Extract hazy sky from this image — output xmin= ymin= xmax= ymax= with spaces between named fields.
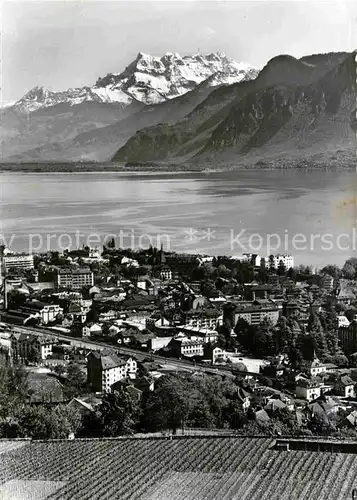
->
xmin=1 ymin=0 xmax=356 ymax=104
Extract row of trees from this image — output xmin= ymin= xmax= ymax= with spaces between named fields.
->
xmin=218 ymin=309 xmax=348 ymax=369
xmin=322 ymin=258 xmax=357 ymax=280
xmin=82 ymin=374 xmax=241 ymax=436
xmin=1 ymin=365 xmax=356 ymax=439
xmin=73 ymin=374 xmax=357 ymax=439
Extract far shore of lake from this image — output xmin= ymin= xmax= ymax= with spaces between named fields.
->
xmin=0 ymin=158 xmax=355 ymax=174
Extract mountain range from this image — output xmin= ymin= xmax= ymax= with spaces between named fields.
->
xmin=1 ymin=50 xmax=355 ymax=168
xmin=0 ymin=52 xmax=257 ymax=162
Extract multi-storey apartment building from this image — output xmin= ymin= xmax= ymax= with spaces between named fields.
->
xmin=4 ymin=253 xmax=34 ymax=270
xmin=224 ymin=299 xmax=280 ymax=327
xmin=178 ymin=325 xmax=218 ymax=343
xmin=266 ymin=254 xmax=294 ymax=270
xmin=160 ymin=267 xmax=172 ymax=281
xmin=183 ymin=308 xmax=223 ymax=330
xmin=87 ymin=350 xmax=137 ymax=393
xmin=321 ymin=274 xmax=334 ymax=291
xmin=168 ymin=335 xmax=205 ymax=358
xmin=56 ymin=268 xmax=94 ymax=289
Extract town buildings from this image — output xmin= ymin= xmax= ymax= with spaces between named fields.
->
xmin=309 ymin=357 xmax=328 ymax=377
xmin=87 ymin=350 xmax=137 ymax=393
xmin=10 ymin=333 xmax=55 ymax=362
xmin=233 ymin=253 xmax=261 ymax=267
xmin=182 ymin=308 xmax=223 ymax=330
xmin=335 ymin=375 xmax=356 ymax=398
xmin=295 ymin=378 xmax=324 ymax=402
xmin=321 ymin=274 xmax=334 ymax=292
xmin=168 ymin=334 xmax=205 ymax=358
xmin=3 ymin=252 xmax=34 ymax=270
xmin=338 ymin=318 xmax=357 ymax=356
xmin=225 ymin=299 xmax=280 ymax=327
xmin=266 ymin=254 xmax=294 ymax=270
xmin=22 ymin=301 xmax=64 ymax=325
xmin=178 ymin=325 xmax=218 ymax=343
xmin=160 ymin=267 xmax=173 ymax=281
xmin=56 ymin=268 xmax=94 ymax=289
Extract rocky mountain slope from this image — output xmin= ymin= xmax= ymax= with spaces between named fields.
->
xmin=93 ymin=51 xmax=257 ymax=106
xmin=1 ymin=52 xmax=257 ymax=162
xmin=4 ymin=73 xmax=230 ymax=162
xmin=113 ymin=52 xmax=356 ymax=168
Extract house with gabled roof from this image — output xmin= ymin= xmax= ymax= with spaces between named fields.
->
xmin=309 ymin=356 xmax=328 ymax=377
xmin=264 ymin=398 xmax=287 ymax=414
xmin=255 ymin=409 xmax=271 ymax=423
xmin=345 ymin=410 xmax=357 ymax=427
xmin=27 ymin=372 xmax=65 ymax=404
xmin=295 ymin=377 xmax=323 ymax=402
xmin=10 ymin=332 xmax=56 ymax=362
xmin=111 ymin=378 xmax=144 ymax=401
xmin=87 ymin=349 xmax=137 ymax=393
xmin=67 ymin=397 xmax=95 ymax=416
xmin=334 ymin=375 xmax=356 ymax=398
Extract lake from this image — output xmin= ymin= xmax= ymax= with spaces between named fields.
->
xmin=1 ymin=169 xmax=356 ymax=268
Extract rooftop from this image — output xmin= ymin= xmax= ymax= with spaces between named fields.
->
xmin=27 ymin=373 xmax=64 ymax=404
xmin=230 ymin=300 xmax=280 ymax=313
xmin=88 ymin=349 xmax=129 ymax=369
xmin=57 ymin=268 xmax=92 ymax=275
xmin=11 ymin=332 xmax=55 ymax=345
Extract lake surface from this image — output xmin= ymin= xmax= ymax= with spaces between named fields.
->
xmin=1 ymin=169 xmax=356 ymax=267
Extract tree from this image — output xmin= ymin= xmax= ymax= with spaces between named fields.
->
xmin=287 ymin=267 xmax=297 ymax=281
xmin=223 ymin=399 xmax=248 ymax=429
xmin=7 ymin=290 xmax=27 ymax=309
xmin=321 ymin=265 xmax=341 ymax=279
xmin=307 ymin=313 xmax=327 ymax=360
xmin=27 ymin=345 xmax=41 ymax=364
xmin=53 ymin=364 xmax=66 ymax=377
xmin=99 ymin=391 xmax=140 ymax=436
xmin=0 ymin=365 xmax=29 ymax=421
xmin=277 ymin=261 xmax=286 ymax=276
xmin=187 ymin=401 xmax=215 ymax=428
xmin=15 ymin=405 xmax=49 ymax=439
xmin=273 ymin=408 xmax=300 ymax=434
xmin=308 ymin=413 xmax=335 ymax=436
xmin=107 ymin=237 xmax=116 ymax=249
xmin=235 ymin=318 xmax=276 ymax=357
xmin=275 ymin=316 xmax=293 ymax=354
xmin=345 ymin=307 xmax=357 ymax=322
xmin=342 ymin=258 xmax=357 ymax=279
xmin=268 ymin=255 xmax=275 ymax=270
xmin=193 ymin=374 xmax=236 ymax=428
xmin=2 ymin=404 xmax=82 ymax=439
xmin=141 ymin=377 xmax=188 ymax=433
xmin=215 ymin=264 xmax=232 ymax=280
xmin=201 ymin=280 xmax=217 ymax=298
xmin=47 ymin=405 xmax=82 ymax=439
xmin=64 ymin=363 xmax=87 ymax=399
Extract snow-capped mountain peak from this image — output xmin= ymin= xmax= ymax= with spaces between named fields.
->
xmin=94 ymin=51 xmax=258 ymax=105
xmin=13 ymin=51 xmax=258 ymax=112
